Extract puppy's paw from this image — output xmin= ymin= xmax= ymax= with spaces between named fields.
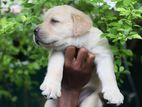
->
xmin=40 ymin=80 xmax=61 ymax=99
xmin=102 ymin=87 xmax=124 ymax=106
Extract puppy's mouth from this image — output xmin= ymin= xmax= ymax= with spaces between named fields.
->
xmin=37 ymin=39 xmax=57 ymax=46
xmin=34 ymin=35 xmax=67 ymax=49
xmin=35 ymin=36 xmax=57 ymax=46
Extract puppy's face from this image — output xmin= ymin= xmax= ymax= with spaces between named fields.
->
xmin=34 ymin=5 xmax=92 ymax=48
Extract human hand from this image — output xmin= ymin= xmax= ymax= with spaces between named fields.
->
xmin=58 ymin=47 xmax=95 ymax=107
xmin=62 ymin=46 xmax=95 ymax=90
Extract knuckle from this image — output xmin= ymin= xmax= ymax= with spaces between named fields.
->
xmin=89 ymin=55 xmax=95 ymax=59
xmin=64 ymin=61 xmax=71 ymax=68
xmin=88 ymin=55 xmax=95 ymax=63
xmin=68 ymin=46 xmax=75 ymax=49
xmin=66 ymin=46 xmax=75 ymax=51
xmin=88 ymin=53 xmax=95 ymax=58
xmin=80 ymin=48 xmax=88 ymax=53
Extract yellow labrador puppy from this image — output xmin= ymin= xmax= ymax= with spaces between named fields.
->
xmin=34 ymin=5 xmax=124 ymax=107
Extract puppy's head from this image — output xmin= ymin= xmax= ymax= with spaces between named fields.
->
xmin=34 ymin=5 xmax=92 ymax=48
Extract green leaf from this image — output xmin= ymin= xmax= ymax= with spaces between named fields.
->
xmin=131 ymin=34 xmax=142 ymax=39
xmin=23 ymin=3 xmax=35 ymax=7
xmin=120 ymin=66 xmax=124 ymax=72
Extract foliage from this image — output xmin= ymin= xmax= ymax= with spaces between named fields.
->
xmin=0 ymin=0 xmax=142 ymax=105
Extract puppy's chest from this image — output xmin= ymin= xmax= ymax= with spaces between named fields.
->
xmin=55 ymin=33 xmax=102 ymax=53
xmin=64 ymin=38 xmax=97 ymax=52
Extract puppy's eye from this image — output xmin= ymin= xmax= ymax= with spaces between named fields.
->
xmin=51 ymin=18 xmax=60 ymax=23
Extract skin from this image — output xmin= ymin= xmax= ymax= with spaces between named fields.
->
xmin=57 ymin=46 xmax=95 ymax=107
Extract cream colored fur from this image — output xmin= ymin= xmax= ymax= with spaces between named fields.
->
xmin=34 ymin=5 xmax=124 ymax=107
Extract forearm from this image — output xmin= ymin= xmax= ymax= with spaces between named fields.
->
xmin=57 ymin=88 xmax=80 ymax=107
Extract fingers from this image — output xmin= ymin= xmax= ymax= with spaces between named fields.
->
xmin=76 ymin=48 xmax=88 ymax=66
xmin=64 ymin=46 xmax=76 ymax=66
xmin=64 ymin=47 xmax=95 ymax=72
xmin=87 ymin=53 xmax=95 ymax=66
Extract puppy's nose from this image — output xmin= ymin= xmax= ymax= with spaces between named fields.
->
xmin=34 ymin=27 xmax=40 ymax=35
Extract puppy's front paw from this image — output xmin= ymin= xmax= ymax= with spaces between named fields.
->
xmin=102 ymin=87 xmax=124 ymax=106
xmin=40 ymin=80 xmax=61 ymax=99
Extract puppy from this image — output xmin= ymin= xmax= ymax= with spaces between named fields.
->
xmin=34 ymin=5 xmax=124 ymax=107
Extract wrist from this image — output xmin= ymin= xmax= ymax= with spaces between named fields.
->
xmin=62 ymin=88 xmax=80 ymax=98
xmin=57 ymin=88 xmax=81 ymax=107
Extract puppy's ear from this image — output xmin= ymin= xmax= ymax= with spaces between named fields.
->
xmin=72 ymin=12 xmax=92 ymax=37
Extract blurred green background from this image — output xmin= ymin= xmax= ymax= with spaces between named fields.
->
xmin=0 ymin=0 xmax=142 ymax=107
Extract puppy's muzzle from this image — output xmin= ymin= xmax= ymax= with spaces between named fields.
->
xmin=33 ymin=27 xmax=58 ymax=46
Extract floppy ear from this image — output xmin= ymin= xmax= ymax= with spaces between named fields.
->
xmin=72 ymin=12 xmax=92 ymax=37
